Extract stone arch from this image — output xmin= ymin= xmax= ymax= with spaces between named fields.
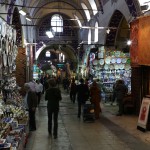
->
xmin=105 ymin=10 xmax=129 ymax=48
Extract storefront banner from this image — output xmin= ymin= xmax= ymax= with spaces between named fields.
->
xmin=137 ymin=97 xmax=150 ymax=130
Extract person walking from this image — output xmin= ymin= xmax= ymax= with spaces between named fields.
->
xmin=24 ymin=83 xmax=38 ymax=131
xmin=45 ymin=78 xmax=62 ymax=139
xmin=70 ymin=78 xmax=77 ymax=103
xmin=35 ymin=80 xmax=43 ymax=105
xmin=90 ymin=81 xmax=101 ymax=119
xmin=115 ymin=79 xmax=128 ymax=116
xmin=76 ymin=78 xmax=90 ymax=118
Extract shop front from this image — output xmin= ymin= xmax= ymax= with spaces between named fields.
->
xmin=130 ymin=15 xmax=150 ymax=114
xmin=87 ymin=46 xmax=131 ymax=103
xmin=0 ymin=17 xmax=29 ymax=149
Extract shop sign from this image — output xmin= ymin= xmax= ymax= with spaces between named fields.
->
xmin=137 ymin=97 xmax=150 ymax=131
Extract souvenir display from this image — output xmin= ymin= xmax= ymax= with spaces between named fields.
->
xmin=0 ymin=17 xmax=28 ymax=149
xmin=89 ymin=48 xmax=131 ymax=95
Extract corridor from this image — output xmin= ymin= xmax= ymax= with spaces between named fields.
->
xmin=25 ymin=88 xmax=150 ymax=150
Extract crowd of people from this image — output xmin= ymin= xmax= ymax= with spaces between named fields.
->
xmin=22 ymin=73 xmax=128 ymax=139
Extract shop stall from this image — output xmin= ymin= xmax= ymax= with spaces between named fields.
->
xmin=0 ymin=17 xmax=29 ymax=149
xmin=88 ymin=46 xmax=131 ymax=103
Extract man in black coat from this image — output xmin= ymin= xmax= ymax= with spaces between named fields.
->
xmin=76 ymin=78 xmax=90 ymax=118
xmin=45 ymin=78 xmax=62 ymax=139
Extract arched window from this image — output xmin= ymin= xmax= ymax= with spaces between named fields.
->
xmin=81 ymin=3 xmax=91 ymax=21
xmin=88 ymin=29 xmax=91 ymax=44
xmin=95 ymin=22 xmax=98 ymax=42
xmin=51 ymin=14 xmax=63 ymax=32
xmin=88 ymin=0 xmax=98 ymax=15
xmin=45 ymin=51 xmax=51 ymax=57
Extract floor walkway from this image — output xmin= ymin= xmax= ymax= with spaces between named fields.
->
xmin=25 ymin=88 xmax=150 ymax=150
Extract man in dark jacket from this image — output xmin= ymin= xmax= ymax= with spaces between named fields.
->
xmin=115 ymin=80 xmax=128 ymax=116
xmin=45 ymin=78 xmax=62 ymax=139
xmin=76 ymin=78 xmax=90 ymax=118
xmin=24 ymin=83 xmax=38 ymax=131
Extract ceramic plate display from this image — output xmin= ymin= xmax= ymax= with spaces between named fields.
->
xmin=121 ymin=57 xmax=127 ymax=63
xmin=105 ymin=56 xmax=111 ymax=64
xmin=120 ymin=64 xmax=125 ymax=69
xmin=93 ymin=59 xmax=98 ymax=66
xmin=104 ymin=64 xmax=109 ymax=70
xmin=111 ymin=57 xmax=116 ymax=64
xmin=110 ymin=64 xmax=114 ymax=70
xmin=114 ymin=64 xmax=119 ymax=70
xmin=99 ymin=59 xmax=104 ymax=65
xmin=98 ymin=52 xmax=104 ymax=58
xmin=2 ymin=52 xmax=7 ymax=67
xmin=116 ymin=58 xmax=122 ymax=64
xmin=115 ymin=51 xmax=121 ymax=57
xmin=125 ymin=64 xmax=131 ymax=70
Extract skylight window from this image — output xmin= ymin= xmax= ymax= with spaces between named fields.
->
xmin=51 ymin=14 xmax=63 ymax=32
xmin=81 ymin=3 xmax=91 ymax=21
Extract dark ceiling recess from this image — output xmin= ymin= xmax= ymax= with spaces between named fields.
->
xmin=105 ymin=10 xmax=123 ymax=46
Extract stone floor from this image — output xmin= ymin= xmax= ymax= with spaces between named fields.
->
xmin=25 ymin=88 xmax=150 ymax=150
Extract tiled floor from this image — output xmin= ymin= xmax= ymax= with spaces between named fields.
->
xmin=25 ymin=88 xmax=150 ymax=150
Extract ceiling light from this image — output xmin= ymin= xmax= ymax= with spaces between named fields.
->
xmin=46 ymin=31 xmax=54 ymax=38
xmin=127 ymin=40 xmax=132 ymax=45
xmin=106 ymin=28 xmax=110 ymax=34
xmin=26 ymin=15 xmax=32 ymax=21
xmin=19 ymin=8 xmax=27 ymax=16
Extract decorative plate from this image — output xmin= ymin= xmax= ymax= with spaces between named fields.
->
xmin=99 ymin=59 xmax=104 ymax=65
xmin=110 ymin=64 xmax=114 ymax=70
xmin=98 ymin=52 xmax=104 ymax=58
xmin=104 ymin=64 xmax=109 ymax=70
xmin=115 ymin=51 xmax=121 ymax=57
xmin=111 ymin=57 xmax=116 ymax=64
xmin=105 ymin=56 xmax=111 ymax=64
xmin=114 ymin=64 xmax=119 ymax=70
xmin=125 ymin=64 xmax=131 ymax=70
xmin=116 ymin=58 xmax=122 ymax=64
xmin=121 ymin=58 xmax=127 ymax=63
